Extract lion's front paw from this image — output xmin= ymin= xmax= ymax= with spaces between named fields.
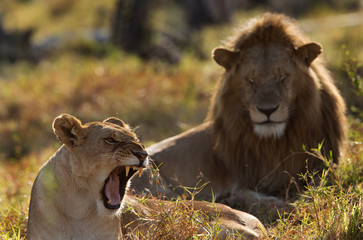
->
xmin=218 ymin=189 xmax=293 ymax=222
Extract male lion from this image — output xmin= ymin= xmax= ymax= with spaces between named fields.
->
xmin=132 ymin=13 xmax=347 ymax=215
xmin=27 ymin=114 xmax=265 ymax=239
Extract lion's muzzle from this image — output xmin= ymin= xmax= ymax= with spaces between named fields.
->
xmin=102 ymin=150 xmax=149 ymax=210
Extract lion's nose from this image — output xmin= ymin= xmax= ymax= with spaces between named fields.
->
xmin=257 ymin=105 xmax=279 ymax=117
xmin=131 ymin=150 xmax=148 ymax=165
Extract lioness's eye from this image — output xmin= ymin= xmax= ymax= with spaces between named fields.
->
xmin=104 ymin=138 xmax=118 ymax=144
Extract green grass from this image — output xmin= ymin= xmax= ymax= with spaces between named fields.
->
xmin=267 ymin=144 xmax=363 ymax=239
xmin=0 ymin=1 xmax=362 ymax=239
xmin=0 ymin=52 xmax=213 ymax=158
xmin=123 ymin=198 xmax=229 ymax=239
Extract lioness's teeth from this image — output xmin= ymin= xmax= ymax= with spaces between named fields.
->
xmin=125 ymin=166 xmax=130 ymax=177
xmin=107 ymin=200 xmax=111 ymax=205
xmin=138 ymin=168 xmax=143 ymax=178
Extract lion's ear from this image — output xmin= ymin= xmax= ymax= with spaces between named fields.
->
xmin=296 ymin=42 xmax=321 ymax=66
xmin=213 ymin=48 xmax=239 ymax=70
xmin=104 ymin=117 xmax=129 ymax=129
xmin=53 ymin=114 xmax=85 ymax=149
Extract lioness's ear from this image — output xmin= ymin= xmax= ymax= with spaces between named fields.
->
xmin=104 ymin=117 xmax=129 ymax=129
xmin=296 ymin=42 xmax=321 ymax=66
xmin=53 ymin=114 xmax=84 ymax=149
xmin=212 ymin=48 xmax=239 ymax=70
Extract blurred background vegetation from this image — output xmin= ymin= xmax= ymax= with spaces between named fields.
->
xmin=0 ymin=0 xmax=362 ymax=239
xmin=0 ymin=0 xmax=361 ymax=161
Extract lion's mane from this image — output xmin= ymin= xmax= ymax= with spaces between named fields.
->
xmin=208 ymin=13 xmax=347 ymax=193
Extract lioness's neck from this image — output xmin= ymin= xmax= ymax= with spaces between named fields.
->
xmin=39 ymin=147 xmax=90 ymax=214
xmin=29 ymin=146 xmax=121 ymax=239
xmin=51 ymin=146 xmax=100 ymax=188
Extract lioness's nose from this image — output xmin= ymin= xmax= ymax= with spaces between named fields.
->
xmin=132 ymin=150 xmax=148 ymax=164
xmin=257 ymin=105 xmax=279 ymax=117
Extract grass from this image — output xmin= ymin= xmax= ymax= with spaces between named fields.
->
xmin=267 ymin=139 xmax=363 ymax=239
xmin=0 ymin=1 xmax=362 ymax=239
xmin=123 ymin=199 xmax=221 ymax=239
xmin=123 ymin=183 xmax=253 ymax=239
xmin=0 ymin=52 xmax=212 ymax=158
xmin=0 ymin=152 xmax=41 ymax=239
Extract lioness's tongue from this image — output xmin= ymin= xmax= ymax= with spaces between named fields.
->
xmin=105 ymin=168 xmax=121 ymax=206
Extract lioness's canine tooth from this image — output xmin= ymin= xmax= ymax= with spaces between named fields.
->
xmin=125 ymin=166 xmax=130 ymax=177
xmin=107 ymin=200 xmax=111 ymax=205
xmin=138 ymin=168 xmax=143 ymax=177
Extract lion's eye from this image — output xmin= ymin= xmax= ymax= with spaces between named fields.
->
xmin=279 ymin=76 xmax=285 ymax=84
xmin=247 ymin=78 xmax=255 ymax=85
xmin=104 ymin=138 xmax=118 ymax=144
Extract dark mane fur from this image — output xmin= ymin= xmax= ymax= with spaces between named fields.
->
xmin=228 ymin=13 xmax=308 ymax=51
xmin=207 ymin=13 xmax=347 ymax=195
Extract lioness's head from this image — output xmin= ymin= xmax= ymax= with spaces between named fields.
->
xmin=212 ymin=14 xmax=322 ymax=139
xmin=53 ymin=114 xmax=148 ymax=215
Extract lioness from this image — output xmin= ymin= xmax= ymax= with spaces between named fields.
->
xmin=131 ymin=13 xmax=347 ymax=216
xmin=27 ymin=114 xmax=149 ymax=239
xmin=27 ymin=114 xmax=265 ymax=239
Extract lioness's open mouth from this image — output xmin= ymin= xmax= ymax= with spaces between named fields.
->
xmin=102 ymin=166 xmax=143 ymax=209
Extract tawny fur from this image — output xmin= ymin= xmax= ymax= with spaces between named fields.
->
xmin=27 ymin=114 xmax=265 ymax=240
xmin=208 ymin=13 xmax=346 ymax=192
xmin=132 ymin=13 xmax=347 ymax=214
xmin=27 ymin=114 xmax=149 ymax=240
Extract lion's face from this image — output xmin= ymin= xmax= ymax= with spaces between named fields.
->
xmin=213 ymin=42 xmax=321 ymax=139
xmin=53 ymin=114 xmax=149 ymax=215
xmin=236 ymin=46 xmax=295 ymax=138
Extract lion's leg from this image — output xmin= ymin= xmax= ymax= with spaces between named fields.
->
xmin=218 ymin=189 xmax=293 ymax=221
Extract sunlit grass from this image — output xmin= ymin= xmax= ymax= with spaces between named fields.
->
xmin=0 ymin=1 xmax=362 ymax=239
xmin=123 ymin=197 xmax=231 ymax=239
xmin=0 ymin=150 xmax=52 ymax=239
xmin=0 ymin=133 xmax=361 ymax=239
xmin=267 ymin=154 xmax=362 ymax=240
xmin=0 ymin=207 xmax=28 ymax=240
xmin=0 ymin=52 xmax=214 ymax=159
